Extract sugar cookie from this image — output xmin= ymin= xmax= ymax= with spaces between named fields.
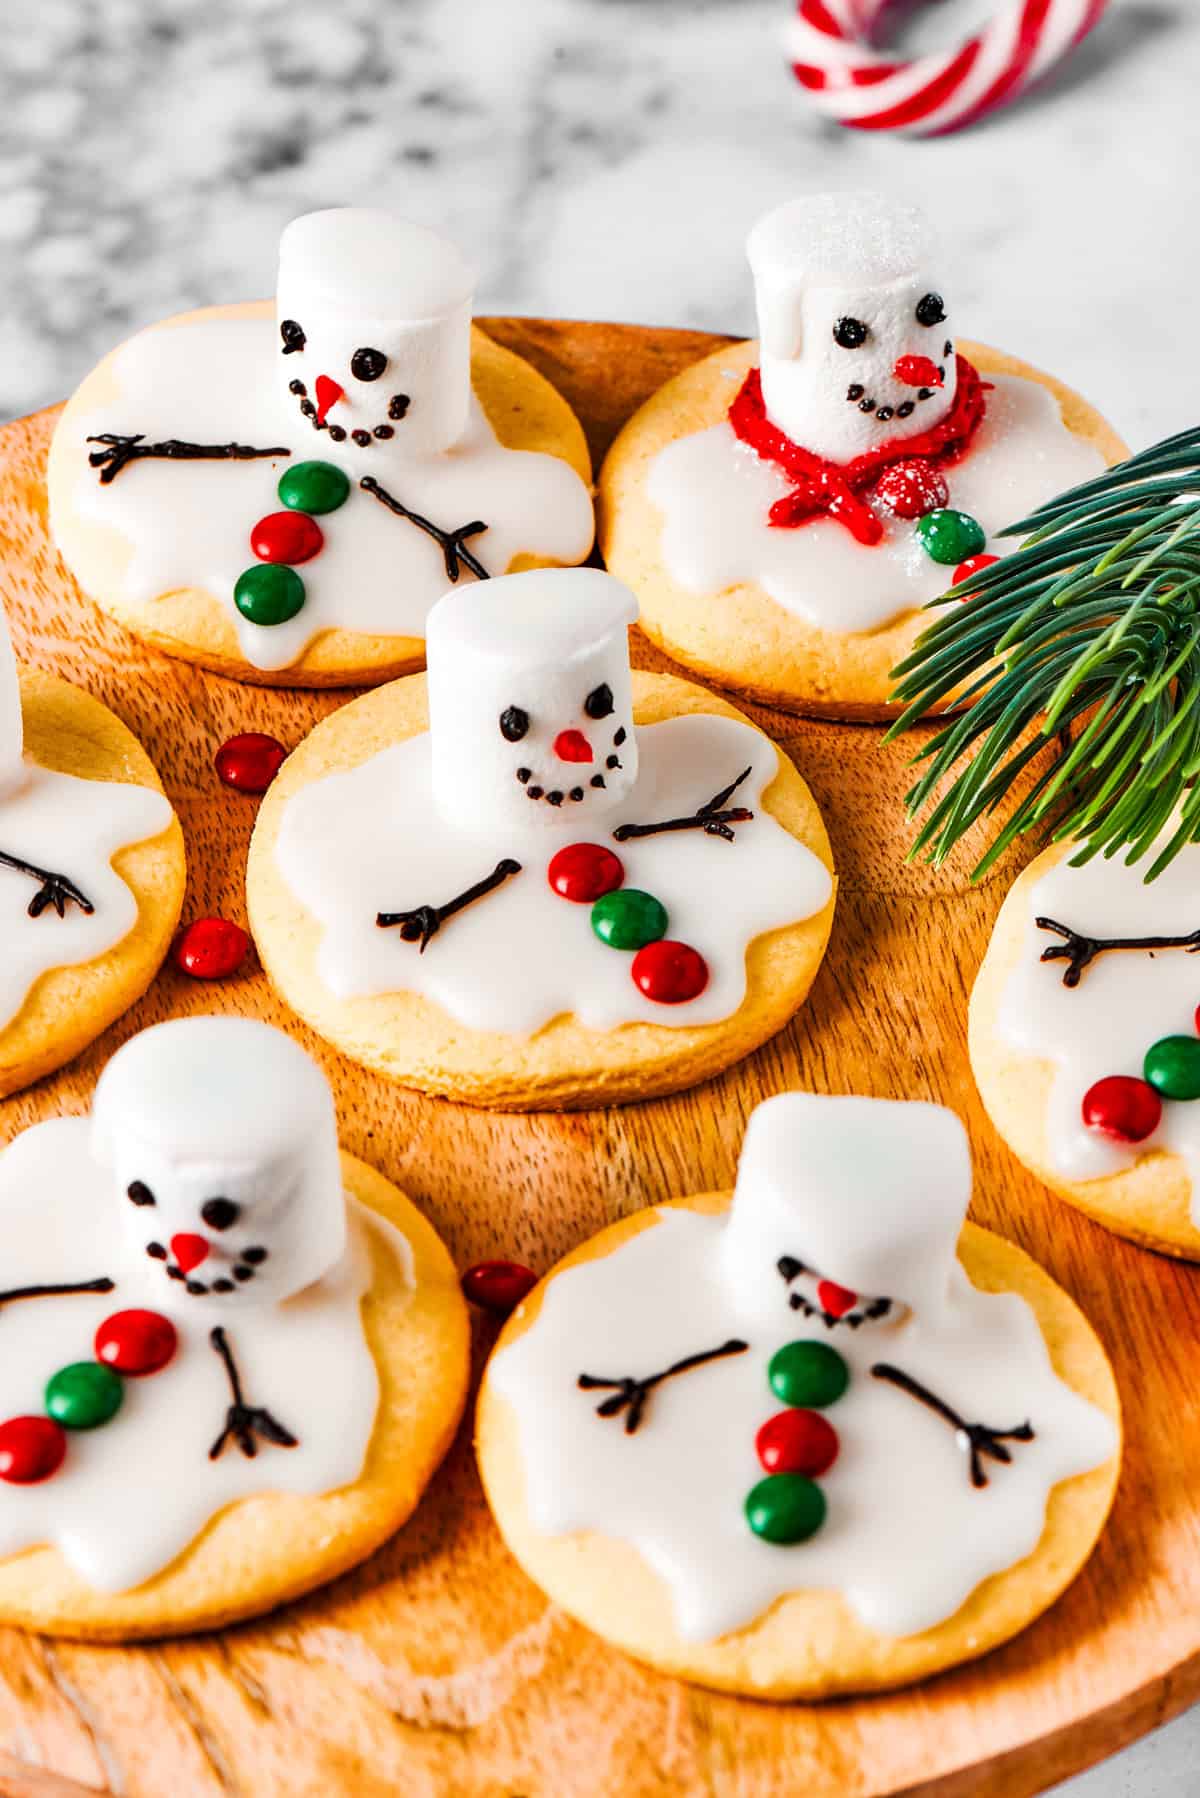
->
xmin=48 ymin=208 xmax=594 ymax=687
xmin=0 ymin=1016 xmax=469 ymax=1640
xmin=971 ymin=832 xmax=1200 ymax=1259
xmin=0 ymin=605 xmax=184 ymax=1096
xmin=599 ymin=191 xmax=1124 ymax=719
xmin=247 ymin=568 xmax=836 ymax=1110
xmin=478 ymin=1091 xmax=1120 ymax=1697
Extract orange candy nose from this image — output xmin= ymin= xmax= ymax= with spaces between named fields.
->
xmin=893 ymin=354 xmax=943 ymax=389
xmin=314 ymin=375 xmax=345 ymax=425
xmin=170 ymin=1234 xmax=210 ymax=1275
xmin=553 ymin=729 xmax=593 ymax=764
xmin=816 ymin=1279 xmax=858 ymax=1318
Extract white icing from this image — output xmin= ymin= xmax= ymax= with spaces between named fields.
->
xmin=995 ymin=839 xmax=1200 ymax=1212
xmin=490 ymin=1093 xmax=1117 ymax=1642
xmin=65 ymin=312 xmax=593 ymax=673
xmin=0 ymin=760 xmax=173 ymax=1032
xmin=274 ymin=711 xmax=831 ymax=1034
xmin=647 ymin=372 xmax=1106 ymax=637
xmin=427 ymin=570 xmax=639 ymax=839
xmin=0 ymin=1016 xmax=414 ymax=1593
xmin=276 ymin=209 xmax=477 ymax=461
xmin=746 ymin=193 xmax=955 ymax=462
xmin=91 ymin=1018 xmax=347 ymax=1311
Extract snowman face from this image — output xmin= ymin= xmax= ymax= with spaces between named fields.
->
xmin=91 ymin=1016 xmax=347 ymax=1316
xmin=275 ymin=209 xmax=477 ymax=466
xmin=757 ymin=272 xmax=957 ymax=465
xmin=426 ymin=568 xmax=640 ymax=842
xmin=774 ymin=1253 xmax=903 ymax=1332
xmin=490 ymin=656 xmax=636 ymax=821
xmin=117 ymin=1151 xmax=300 ymax=1305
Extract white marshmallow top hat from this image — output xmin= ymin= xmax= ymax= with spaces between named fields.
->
xmin=0 ymin=602 xmax=23 ymax=800
xmin=746 ymin=191 xmax=957 ymax=464
xmin=426 ymin=567 xmax=640 ymax=844
xmin=720 ymin=1091 xmax=971 ymax=1323
xmin=276 ymin=207 xmax=479 ymax=461
xmin=91 ymin=1016 xmax=346 ymax=1311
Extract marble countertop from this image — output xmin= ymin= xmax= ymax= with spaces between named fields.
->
xmin=1 ymin=0 xmax=1198 ymax=1791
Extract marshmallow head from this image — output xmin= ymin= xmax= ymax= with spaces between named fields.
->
xmin=720 ymin=1092 xmax=971 ymax=1329
xmin=91 ymin=1017 xmax=346 ymax=1314
xmin=276 ymin=208 xmax=478 ymax=465
xmin=747 ymin=193 xmax=957 ymax=463
xmin=0 ymin=604 xmax=24 ymax=800
xmin=426 ymin=568 xmax=639 ymax=844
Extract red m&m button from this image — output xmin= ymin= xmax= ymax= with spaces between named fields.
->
xmin=250 ymin=511 xmax=324 ymax=565
xmin=632 ymin=940 xmax=708 ymax=1004
xmin=95 ymin=1310 xmax=178 ymax=1377
xmin=0 ymin=1416 xmax=67 ymax=1484
xmin=547 ymin=843 xmax=624 ymax=904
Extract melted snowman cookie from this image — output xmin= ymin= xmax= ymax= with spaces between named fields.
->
xmin=478 ymin=1092 xmax=1120 ymax=1698
xmin=48 ymin=208 xmax=594 ymax=687
xmin=599 ymin=192 xmax=1124 ymax=718
xmin=0 ymin=605 xmax=184 ymax=1096
xmin=0 ymin=1016 xmax=469 ymax=1640
xmin=247 ymin=568 xmax=836 ymax=1109
xmin=971 ymin=833 xmax=1200 ymax=1259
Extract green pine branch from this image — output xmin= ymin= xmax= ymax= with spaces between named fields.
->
xmin=886 ymin=426 xmax=1200 ymax=882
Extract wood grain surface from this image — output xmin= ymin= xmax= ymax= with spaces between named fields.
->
xmin=0 ymin=320 xmax=1193 ymax=1798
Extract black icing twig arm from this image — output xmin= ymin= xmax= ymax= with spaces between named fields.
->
xmin=208 ymin=1326 xmax=298 ymax=1461
xmin=871 ymin=1362 xmax=1034 ymax=1489
xmin=579 ymin=1338 xmax=749 ymax=1435
xmin=613 ymin=766 xmax=755 ymax=845
xmin=1037 ymin=915 xmax=1200 ymax=987
xmin=0 ymin=1278 xmax=114 ymax=1308
xmin=377 ymin=858 xmax=522 ymax=951
xmin=0 ymin=850 xmax=94 ymax=919
xmin=87 ymin=434 xmax=290 ymax=484
xmin=359 ymin=476 xmax=490 ymax=582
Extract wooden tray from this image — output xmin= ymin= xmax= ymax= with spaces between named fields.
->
xmin=0 ymin=319 xmax=1193 ymax=1798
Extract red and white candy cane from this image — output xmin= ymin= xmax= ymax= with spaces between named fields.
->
xmin=786 ymin=0 xmax=1110 ymax=137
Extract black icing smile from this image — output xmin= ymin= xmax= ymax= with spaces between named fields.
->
xmin=144 ymin=1237 xmax=269 ymax=1297
xmin=515 ymin=725 xmax=626 ymax=805
xmin=775 ymin=1256 xmax=894 ymax=1331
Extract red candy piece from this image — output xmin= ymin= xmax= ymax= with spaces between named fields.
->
xmin=952 ymin=553 xmax=1000 ymax=588
xmin=756 ymin=1409 xmax=839 ymax=1479
xmin=0 ymin=1416 xmax=67 ymax=1485
xmin=461 ymin=1260 xmax=538 ymax=1317
xmin=215 ymin=732 xmax=287 ymax=794
xmin=95 ymin=1309 xmax=178 ymax=1377
xmin=548 ymin=843 xmax=624 ymax=904
xmin=1082 ymin=1074 xmax=1162 ymax=1144
xmin=631 ymin=940 xmax=709 ymax=1004
xmin=553 ymin=729 xmax=594 ymax=764
xmin=871 ymin=459 xmax=949 ymax=520
xmin=250 ymin=510 xmax=324 ymax=566
xmin=816 ymin=1279 xmax=858 ymax=1319
xmin=174 ymin=917 xmax=251 ymax=980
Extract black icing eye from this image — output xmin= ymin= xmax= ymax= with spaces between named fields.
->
xmin=584 ymin=683 xmax=614 ymax=720
xmin=351 ymin=346 xmax=387 ymax=382
xmin=916 ymin=292 xmax=946 ymax=327
xmin=201 ymin=1197 xmax=240 ymax=1232
xmin=280 ymin=318 xmax=306 ymax=355
xmin=388 ymin=393 xmax=411 ymax=421
xmin=832 ymin=316 xmax=869 ymax=350
xmin=500 ymin=706 xmax=529 ymax=742
xmin=127 ymin=1181 xmax=156 ymax=1208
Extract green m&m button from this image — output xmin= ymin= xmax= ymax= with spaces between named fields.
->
xmin=768 ymin=1340 xmax=849 ymax=1409
xmin=1143 ymin=1035 xmax=1200 ymax=1102
xmin=277 ymin=460 xmax=350 ymax=515
xmin=744 ymin=1473 xmax=826 ymax=1545
xmin=45 ymin=1362 xmax=124 ymax=1431
xmin=915 ymin=508 xmax=986 ymax=566
xmin=234 ymin=563 xmax=306 ymax=627
xmin=590 ymin=888 xmax=668 ymax=951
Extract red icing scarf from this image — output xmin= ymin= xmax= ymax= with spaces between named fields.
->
xmin=727 ymin=353 xmax=989 ymax=546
